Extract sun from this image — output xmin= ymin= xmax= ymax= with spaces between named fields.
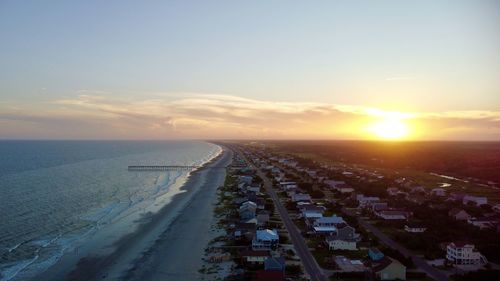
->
xmin=370 ymin=118 xmax=409 ymax=140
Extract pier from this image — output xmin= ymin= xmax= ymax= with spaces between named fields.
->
xmin=128 ymin=165 xmax=201 ymax=171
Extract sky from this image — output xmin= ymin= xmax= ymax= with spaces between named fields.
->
xmin=0 ymin=0 xmax=499 ymax=140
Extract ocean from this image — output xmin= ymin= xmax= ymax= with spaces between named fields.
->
xmin=0 ymin=140 xmax=222 ymax=281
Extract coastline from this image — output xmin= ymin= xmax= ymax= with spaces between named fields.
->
xmin=33 ymin=145 xmax=231 ymax=281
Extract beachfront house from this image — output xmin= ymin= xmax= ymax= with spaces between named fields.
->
xmin=239 ymin=201 xmax=257 ymax=220
xmin=252 ymin=229 xmax=279 ymax=251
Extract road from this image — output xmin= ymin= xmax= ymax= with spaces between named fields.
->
xmin=233 ymin=147 xmax=328 ymax=281
xmin=273 ymin=155 xmax=450 ymax=281
xmin=343 ymin=208 xmax=451 ymax=281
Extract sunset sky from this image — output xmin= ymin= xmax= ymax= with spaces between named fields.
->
xmin=1 ymin=0 xmax=499 ymax=140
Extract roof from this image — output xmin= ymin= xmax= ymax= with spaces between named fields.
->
xmin=264 ymin=256 xmax=285 ymax=270
xmin=240 ymin=250 xmax=270 ymax=257
xmin=449 ymin=241 xmax=474 ymax=248
xmin=313 ymin=226 xmax=337 ymax=232
xmin=326 ymin=236 xmax=357 ymax=243
xmin=314 ymin=215 xmax=345 ymax=224
xmin=373 ymin=256 xmax=405 ymax=272
xmin=448 ymin=208 xmax=467 ymax=216
xmin=369 ymin=248 xmax=383 ymax=255
xmin=405 ymin=222 xmax=426 ymax=228
xmin=252 ymin=270 xmax=284 ymax=281
xmin=256 ymin=229 xmax=278 ymax=241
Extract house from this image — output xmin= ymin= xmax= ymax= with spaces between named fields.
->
xmin=240 ymin=250 xmax=271 ymax=265
xmin=313 ymin=215 xmax=346 ymax=228
xmin=300 ymin=205 xmax=325 ymax=219
xmin=404 ymin=222 xmax=427 ymax=233
xmin=448 ymin=208 xmax=472 ymax=221
xmin=446 ymin=242 xmax=486 ymax=265
xmin=369 ymin=248 xmax=385 ymax=261
xmin=492 ymin=204 xmax=500 ymax=213
xmin=431 ymin=188 xmax=446 ymax=197
xmin=335 ymin=183 xmax=355 ymax=193
xmin=334 ymin=256 xmax=366 ymax=272
xmin=291 ymin=193 xmax=312 ymax=202
xmin=448 ymin=192 xmax=466 ymax=202
xmin=264 ymin=256 xmax=285 ymax=272
xmin=376 ymin=210 xmax=410 ymax=220
xmin=239 ymin=201 xmax=257 ymax=220
xmin=279 ymin=181 xmax=298 ymax=191
xmin=326 ymin=235 xmax=357 ymax=251
xmin=233 ymin=222 xmax=257 ymax=241
xmin=387 ymin=187 xmax=399 ymax=196
xmin=357 ymin=195 xmax=380 ymax=207
xmin=324 ymin=180 xmax=345 ymax=189
xmin=251 ymin=271 xmax=284 ymax=281
xmin=239 ymin=175 xmax=254 ymax=185
xmin=371 ymin=202 xmax=389 ymax=213
xmin=463 ymin=195 xmax=488 ymax=206
xmin=312 ymin=216 xmax=345 ymax=235
xmin=467 ymin=216 xmax=498 ymax=229
xmin=324 ymin=223 xmax=360 ymax=250
xmin=409 ymin=186 xmax=426 ymax=194
xmin=247 ymin=183 xmax=261 ymax=193
xmin=373 ymin=257 xmax=406 ymax=280
xmin=252 ymin=229 xmax=279 ymax=251
xmin=256 ymin=211 xmax=270 ymax=226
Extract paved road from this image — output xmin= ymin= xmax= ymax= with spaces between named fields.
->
xmin=343 ymin=208 xmax=451 ymax=281
xmin=274 ymin=157 xmax=450 ymax=281
xmin=233 ymin=147 xmax=328 ymax=281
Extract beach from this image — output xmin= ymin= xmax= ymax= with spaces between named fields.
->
xmin=34 ymin=146 xmax=232 ymax=281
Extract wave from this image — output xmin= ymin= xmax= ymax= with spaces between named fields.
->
xmin=0 ymin=142 xmax=223 ymax=281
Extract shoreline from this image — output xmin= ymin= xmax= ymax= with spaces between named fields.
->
xmin=33 ymin=145 xmax=231 ymax=281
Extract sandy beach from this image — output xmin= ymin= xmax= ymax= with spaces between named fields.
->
xmin=34 ymin=147 xmax=232 ymax=281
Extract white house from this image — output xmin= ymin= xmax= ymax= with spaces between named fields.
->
xmin=325 ymin=236 xmax=357 ymax=250
xmin=252 ymin=229 xmax=279 ymax=251
xmin=446 ymin=242 xmax=486 ymax=265
xmin=462 ymin=195 xmax=488 ymax=206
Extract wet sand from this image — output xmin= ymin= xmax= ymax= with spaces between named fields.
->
xmin=35 ymin=147 xmax=232 ymax=281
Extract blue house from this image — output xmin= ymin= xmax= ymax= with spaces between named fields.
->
xmin=368 ymin=248 xmax=384 ymax=261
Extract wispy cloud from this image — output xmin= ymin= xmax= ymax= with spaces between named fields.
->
xmin=1 ymin=92 xmax=499 ymax=140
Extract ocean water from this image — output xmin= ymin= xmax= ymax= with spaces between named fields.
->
xmin=0 ymin=140 xmax=222 ymax=281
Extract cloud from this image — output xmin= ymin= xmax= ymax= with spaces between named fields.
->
xmin=1 ymin=92 xmax=499 ymax=140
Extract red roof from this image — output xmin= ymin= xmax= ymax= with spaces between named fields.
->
xmin=252 ymin=270 xmax=284 ymax=281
